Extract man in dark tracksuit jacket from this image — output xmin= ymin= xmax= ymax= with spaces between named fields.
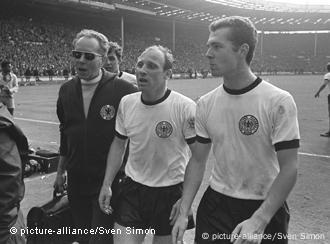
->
xmin=0 ymin=103 xmax=28 ymax=244
xmin=54 ymin=29 xmax=137 ymax=244
xmin=56 ymin=69 xmax=136 ymax=243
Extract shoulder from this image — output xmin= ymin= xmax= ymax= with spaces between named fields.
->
xmin=121 ymin=91 xmax=141 ymax=104
xmin=198 ymin=85 xmax=222 ymax=105
xmin=59 ymin=77 xmax=78 ymax=93
xmin=259 ymin=80 xmax=292 ymax=99
xmin=170 ymin=90 xmax=194 ymax=102
xmin=259 ymin=81 xmax=296 ymax=110
xmin=113 ymin=75 xmax=138 ymax=94
xmin=11 ymin=73 xmax=18 ymax=79
xmin=120 ymin=72 xmax=136 ymax=84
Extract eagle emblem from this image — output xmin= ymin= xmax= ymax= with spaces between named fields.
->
xmin=239 ymin=115 xmax=259 ymax=135
xmin=155 ymin=121 xmax=173 ymax=138
xmin=100 ymin=105 xmax=115 ymax=120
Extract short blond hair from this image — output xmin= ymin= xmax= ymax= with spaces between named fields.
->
xmin=73 ymin=29 xmax=109 ymax=56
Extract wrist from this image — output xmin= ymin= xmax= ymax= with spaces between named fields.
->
xmin=179 ymin=204 xmax=190 ymax=217
xmin=102 ymin=179 xmax=113 ymax=188
xmin=251 ymin=211 xmax=271 ymax=228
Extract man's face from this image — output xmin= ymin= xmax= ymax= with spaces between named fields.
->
xmin=104 ymin=50 xmax=120 ymax=73
xmin=135 ymin=48 xmax=169 ymax=94
xmin=206 ymin=27 xmax=241 ymax=77
xmin=72 ymin=37 xmax=104 ymax=80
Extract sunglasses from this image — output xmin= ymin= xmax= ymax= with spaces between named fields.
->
xmin=72 ymin=50 xmax=103 ymax=61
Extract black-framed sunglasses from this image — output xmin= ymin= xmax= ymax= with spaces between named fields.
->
xmin=72 ymin=50 xmax=103 ymax=61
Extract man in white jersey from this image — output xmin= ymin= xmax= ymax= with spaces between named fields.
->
xmin=99 ymin=45 xmax=195 ymax=244
xmin=172 ymin=16 xmax=300 ymax=244
xmin=314 ymin=62 xmax=330 ymax=137
xmin=0 ymin=61 xmax=18 ymax=115
xmin=104 ymin=41 xmax=137 ymax=85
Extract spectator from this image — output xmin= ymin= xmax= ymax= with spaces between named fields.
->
xmin=0 ymin=61 xmax=19 ymax=115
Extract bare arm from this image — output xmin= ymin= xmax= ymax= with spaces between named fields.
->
xmin=315 ymin=80 xmax=329 ymax=97
xmin=172 ymin=141 xmax=212 ymax=244
xmin=231 ymin=148 xmax=298 ymax=244
xmin=99 ymin=136 xmax=127 ymax=213
xmin=103 ymin=136 xmax=128 ymax=187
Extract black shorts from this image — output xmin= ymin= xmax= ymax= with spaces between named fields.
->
xmin=195 ymin=187 xmax=290 ymax=244
xmin=114 ymin=177 xmax=195 ymax=236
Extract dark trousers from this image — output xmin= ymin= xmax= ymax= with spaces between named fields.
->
xmin=195 ymin=187 xmax=290 ymax=244
xmin=67 ymin=177 xmax=114 ymax=244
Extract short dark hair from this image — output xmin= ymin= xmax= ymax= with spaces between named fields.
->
xmin=209 ymin=16 xmax=258 ymax=65
xmin=141 ymin=45 xmax=174 ymax=71
xmin=108 ymin=42 xmax=122 ymax=61
xmin=1 ymin=61 xmax=11 ymax=69
xmin=327 ymin=63 xmax=330 ymax=71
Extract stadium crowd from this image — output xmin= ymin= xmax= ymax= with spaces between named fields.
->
xmin=0 ymin=5 xmax=329 ymax=79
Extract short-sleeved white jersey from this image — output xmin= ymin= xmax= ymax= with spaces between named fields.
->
xmin=196 ymin=78 xmax=300 ymax=200
xmin=0 ymin=72 xmax=18 ymax=108
xmin=116 ymin=89 xmax=196 ymax=187
xmin=323 ymin=72 xmax=330 ymax=92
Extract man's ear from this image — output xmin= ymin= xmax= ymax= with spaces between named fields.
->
xmin=239 ymin=43 xmax=249 ymax=58
xmin=165 ymin=69 xmax=172 ymax=80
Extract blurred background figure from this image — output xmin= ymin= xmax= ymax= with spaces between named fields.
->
xmin=104 ymin=41 xmax=137 ymax=85
xmin=0 ymin=61 xmax=19 ymax=115
xmin=314 ymin=62 xmax=330 ymax=137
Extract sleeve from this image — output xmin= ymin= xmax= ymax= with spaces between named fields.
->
xmin=270 ymin=94 xmax=300 ymax=151
xmin=115 ymin=98 xmax=128 ymax=139
xmin=182 ymin=100 xmax=196 ymax=144
xmin=56 ymin=89 xmax=67 ymax=156
xmin=0 ymin=132 xmax=22 ymax=234
xmin=195 ymin=98 xmax=212 ymax=143
xmin=324 ymin=73 xmax=330 ymax=81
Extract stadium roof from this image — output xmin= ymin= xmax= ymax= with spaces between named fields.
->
xmin=101 ymin=0 xmax=330 ymax=29
xmin=25 ymin=0 xmax=330 ymax=30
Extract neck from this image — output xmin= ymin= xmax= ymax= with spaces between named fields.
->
xmin=223 ymin=67 xmax=257 ymax=90
xmin=85 ymin=70 xmax=101 ymax=82
xmin=142 ymin=87 xmax=167 ymax=103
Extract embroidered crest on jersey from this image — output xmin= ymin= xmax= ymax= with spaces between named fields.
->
xmin=278 ymin=105 xmax=285 ymax=115
xmin=155 ymin=121 xmax=173 ymax=138
xmin=239 ymin=115 xmax=259 ymax=135
xmin=187 ymin=117 xmax=195 ymax=130
xmin=100 ymin=105 xmax=115 ymax=120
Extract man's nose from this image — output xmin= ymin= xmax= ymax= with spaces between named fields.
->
xmin=206 ymin=48 xmax=215 ymax=59
xmin=77 ymin=54 xmax=87 ymax=62
xmin=137 ymin=66 xmax=147 ymax=75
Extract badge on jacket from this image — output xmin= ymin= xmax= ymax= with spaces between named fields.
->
xmin=100 ymin=105 xmax=115 ymax=120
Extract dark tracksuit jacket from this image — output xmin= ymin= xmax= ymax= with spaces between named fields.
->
xmin=56 ymin=69 xmax=137 ymax=195
xmin=0 ymin=105 xmax=28 ymax=243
